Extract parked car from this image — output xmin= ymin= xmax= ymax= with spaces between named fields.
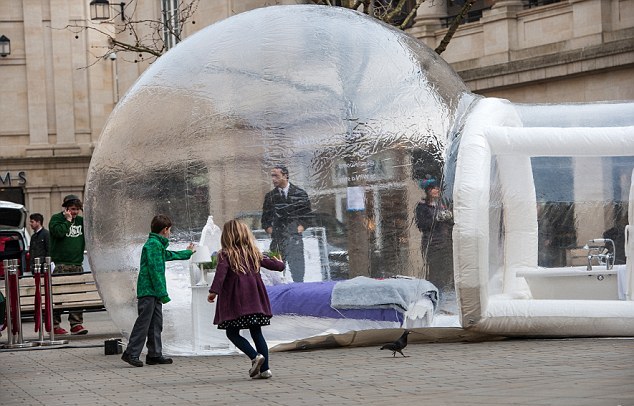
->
xmin=0 ymin=200 xmax=31 ymax=277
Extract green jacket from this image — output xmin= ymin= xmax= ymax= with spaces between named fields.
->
xmin=49 ymin=212 xmax=85 ymax=266
xmin=137 ymin=233 xmax=193 ymax=303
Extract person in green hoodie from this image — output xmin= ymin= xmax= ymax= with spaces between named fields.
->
xmin=121 ymin=214 xmax=195 ymax=367
xmin=49 ymin=194 xmax=87 ymax=336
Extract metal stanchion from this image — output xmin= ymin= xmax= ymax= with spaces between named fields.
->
xmin=3 ymin=259 xmax=12 ymax=348
xmin=30 ymin=258 xmax=48 ymax=346
xmin=3 ymin=259 xmax=36 ymax=348
xmin=42 ymin=257 xmax=67 ymax=345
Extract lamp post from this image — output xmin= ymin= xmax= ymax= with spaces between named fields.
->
xmin=119 ymin=2 xmax=126 ymax=21
xmin=0 ymin=35 xmax=10 ymax=57
xmin=90 ymin=0 xmax=111 ymax=21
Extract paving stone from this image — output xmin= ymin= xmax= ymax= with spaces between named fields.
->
xmin=1 ymin=312 xmax=633 ymax=405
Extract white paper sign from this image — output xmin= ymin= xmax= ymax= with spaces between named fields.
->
xmin=347 ymin=186 xmax=365 ymax=211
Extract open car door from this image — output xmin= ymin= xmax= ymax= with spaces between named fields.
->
xmin=625 ymin=169 xmax=634 ymax=300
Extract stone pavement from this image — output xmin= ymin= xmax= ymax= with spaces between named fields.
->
xmin=1 ymin=312 xmax=633 ymax=406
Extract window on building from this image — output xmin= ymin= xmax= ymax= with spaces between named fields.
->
xmin=161 ymin=0 xmax=181 ymax=50
xmin=441 ymin=0 xmax=494 ymax=28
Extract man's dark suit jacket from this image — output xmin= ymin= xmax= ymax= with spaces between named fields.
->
xmin=29 ymin=228 xmax=50 ymax=271
xmin=261 ymin=183 xmax=312 ymax=242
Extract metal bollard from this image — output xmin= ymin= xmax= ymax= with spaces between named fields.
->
xmin=41 ymin=257 xmax=67 ymax=345
xmin=30 ymin=258 xmax=48 ymax=346
xmin=3 ymin=259 xmax=36 ymax=348
xmin=3 ymin=259 xmax=12 ymax=347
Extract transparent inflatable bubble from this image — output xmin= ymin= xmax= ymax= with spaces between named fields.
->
xmin=85 ymin=5 xmax=474 ymax=354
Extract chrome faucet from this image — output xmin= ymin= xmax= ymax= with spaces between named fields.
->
xmin=583 ymin=238 xmax=615 ymax=271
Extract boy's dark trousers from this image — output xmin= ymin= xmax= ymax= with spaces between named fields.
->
xmin=126 ymin=296 xmax=164 ymax=358
xmin=52 ymin=264 xmax=84 ymax=328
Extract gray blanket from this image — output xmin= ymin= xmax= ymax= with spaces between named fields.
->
xmin=331 ymin=276 xmax=438 ymax=313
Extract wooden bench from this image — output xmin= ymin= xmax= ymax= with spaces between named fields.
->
xmin=0 ymin=272 xmax=105 ymax=315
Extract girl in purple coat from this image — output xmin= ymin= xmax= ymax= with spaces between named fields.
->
xmin=207 ymin=220 xmax=285 ymax=379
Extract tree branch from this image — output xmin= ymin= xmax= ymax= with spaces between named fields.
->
xmin=385 ymin=0 xmax=409 ymax=22
xmin=435 ymin=0 xmax=476 ymax=54
xmin=109 ymin=37 xmax=163 ymax=57
xmin=61 ymin=0 xmax=199 ymax=66
xmin=399 ymin=0 xmax=427 ymax=30
xmin=65 ymin=0 xmax=466 ymax=65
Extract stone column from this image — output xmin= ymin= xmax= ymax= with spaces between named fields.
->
xmin=23 ymin=0 xmax=48 ymax=148
xmin=407 ymin=0 xmax=447 ymax=48
xmin=50 ymin=0 xmax=76 ymax=147
xmin=480 ymin=0 xmax=524 ymax=60
xmin=570 ymin=0 xmax=609 ymax=48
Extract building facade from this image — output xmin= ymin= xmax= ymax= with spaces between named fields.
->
xmin=1 ymin=0 xmax=632 ymax=224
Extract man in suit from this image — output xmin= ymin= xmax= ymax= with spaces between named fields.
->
xmin=28 ymin=213 xmax=50 ymax=274
xmin=261 ymin=165 xmax=312 ymax=282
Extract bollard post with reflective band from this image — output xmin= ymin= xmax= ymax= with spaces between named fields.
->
xmin=31 ymin=258 xmax=48 ymax=346
xmin=3 ymin=259 xmax=13 ymax=347
xmin=3 ymin=259 xmax=36 ymax=348
xmin=42 ymin=257 xmax=67 ymax=345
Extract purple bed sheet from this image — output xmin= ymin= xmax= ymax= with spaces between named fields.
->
xmin=266 ymin=281 xmax=403 ymax=323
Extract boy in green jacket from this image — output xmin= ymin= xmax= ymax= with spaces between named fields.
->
xmin=121 ymin=214 xmax=194 ymax=367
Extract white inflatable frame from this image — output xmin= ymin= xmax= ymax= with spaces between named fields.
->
xmin=453 ymin=98 xmax=634 ymax=336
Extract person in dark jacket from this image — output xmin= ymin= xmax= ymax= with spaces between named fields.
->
xmin=121 ymin=214 xmax=194 ymax=367
xmin=261 ymin=165 xmax=312 ymax=282
xmin=207 ymin=220 xmax=285 ymax=380
xmin=49 ymin=194 xmax=87 ymax=335
xmin=29 ymin=213 xmax=49 ymax=274
xmin=415 ymin=178 xmax=454 ymax=292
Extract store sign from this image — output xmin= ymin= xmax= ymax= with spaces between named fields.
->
xmin=0 ymin=171 xmax=27 ymax=186
xmin=332 ymin=157 xmax=393 ymax=185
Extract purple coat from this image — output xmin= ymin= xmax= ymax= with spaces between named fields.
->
xmin=209 ymin=252 xmax=285 ymax=325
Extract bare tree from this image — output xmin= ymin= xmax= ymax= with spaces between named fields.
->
xmin=309 ymin=0 xmax=424 ymax=30
xmin=66 ymin=0 xmax=470 ymax=67
xmin=64 ymin=0 xmax=199 ymax=66
xmin=434 ymin=0 xmax=477 ymax=54
xmin=310 ymin=0 xmax=476 ymax=55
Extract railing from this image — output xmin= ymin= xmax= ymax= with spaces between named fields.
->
xmin=525 ymin=0 xmax=562 ymax=9
xmin=440 ymin=7 xmax=491 ymax=29
xmin=440 ymin=0 xmax=563 ymax=28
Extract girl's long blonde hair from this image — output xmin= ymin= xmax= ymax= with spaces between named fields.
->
xmin=220 ymin=219 xmax=263 ymax=274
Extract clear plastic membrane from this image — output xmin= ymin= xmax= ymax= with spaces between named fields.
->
xmin=86 ymin=6 xmax=634 ymax=355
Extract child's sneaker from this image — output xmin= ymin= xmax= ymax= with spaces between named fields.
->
xmin=70 ymin=325 xmax=88 ymax=335
xmin=252 ymin=369 xmax=272 ymax=379
xmin=249 ymin=354 xmax=265 ymax=377
xmin=53 ymin=327 xmax=69 ymax=335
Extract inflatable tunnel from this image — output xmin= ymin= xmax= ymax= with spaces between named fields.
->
xmin=452 ymin=98 xmax=634 ymax=336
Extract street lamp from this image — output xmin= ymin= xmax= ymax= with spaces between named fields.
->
xmin=0 ymin=35 xmax=10 ymax=57
xmin=90 ymin=0 xmax=111 ymax=21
